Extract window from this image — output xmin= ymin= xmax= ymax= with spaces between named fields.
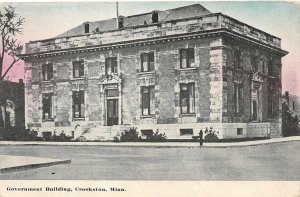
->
xmin=180 ymin=83 xmax=195 ymax=114
xmin=42 ymin=63 xmax=53 ymax=81
xmin=268 ymin=81 xmax=275 ymax=117
xmin=118 ymin=17 xmax=124 ymax=29
xmin=237 ymin=128 xmax=243 ymax=135
xmin=268 ymin=59 xmax=274 ymax=76
xmin=293 ymin=101 xmax=295 ymax=111
xmin=73 ymin=60 xmax=84 ymax=78
xmin=180 ymin=48 xmax=195 ymax=69
xmin=180 ymin=129 xmax=193 ymax=136
xmin=234 ymin=83 xmax=243 ymax=114
xmin=42 ymin=93 xmax=53 ymax=120
xmin=233 ymin=49 xmax=241 ymax=69
xmin=141 ymin=86 xmax=155 ymax=115
xmin=141 ymin=130 xmax=153 ymax=137
xmin=251 ymin=56 xmax=258 ymax=72
xmin=105 ymin=57 xmax=118 ymax=75
xmin=73 ymin=91 xmax=85 ymax=119
xmin=141 ymin=53 xmax=154 ymax=72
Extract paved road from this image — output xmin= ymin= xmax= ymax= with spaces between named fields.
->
xmin=0 ymin=141 xmax=299 ymax=180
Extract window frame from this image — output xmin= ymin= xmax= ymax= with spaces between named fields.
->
xmin=141 ymin=86 xmax=155 ymax=116
xmin=234 ymin=83 xmax=243 ymax=115
xmin=233 ymin=49 xmax=241 ymax=70
xmin=42 ymin=93 xmax=54 ymax=120
xmin=42 ymin=63 xmax=53 ymax=81
xmin=72 ymin=60 xmax=85 ymax=78
xmin=180 ymin=83 xmax=195 ymax=114
xmin=140 ymin=52 xmax=155 ymax=72
xmin=105 ymin=57 xmax=118 ymax=75
xmin=179 ymin=48 xmax=195 ymax=69
xmin=72 ymin=90 xmax=85 ymax=119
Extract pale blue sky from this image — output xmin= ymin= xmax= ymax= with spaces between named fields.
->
xmin=2 ymin=1 xmax=300 ymax=96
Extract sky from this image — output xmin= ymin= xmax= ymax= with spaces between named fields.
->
xmin=1 ymin=1 xmax=300 ymax=96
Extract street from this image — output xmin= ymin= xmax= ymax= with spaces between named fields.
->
xmin=0 ymin=141 xmax=299 ymax=180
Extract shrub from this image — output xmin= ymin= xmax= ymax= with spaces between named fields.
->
xmin=145 ymin=129 xmax=167 ymax=142
xmin=120 ymin=127 xmax=140 ymax=142
xmin=204 ymin=127 xmax=219 ymax=142
xmin=76 ymin=136 xmax=87 ymax=142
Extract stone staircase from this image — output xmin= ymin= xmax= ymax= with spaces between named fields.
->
xmin=81 ymin=125 xmax=130 ymax=141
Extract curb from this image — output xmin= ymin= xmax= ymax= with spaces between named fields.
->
xmin=0 ymin=159 xmax=71 ymax=174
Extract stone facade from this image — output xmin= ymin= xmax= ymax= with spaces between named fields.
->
xmin=21 ymin=4 xmax=288 ymax=140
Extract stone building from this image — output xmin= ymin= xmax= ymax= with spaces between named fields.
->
xmin=21 ymin=4 xmax=288 ymax=140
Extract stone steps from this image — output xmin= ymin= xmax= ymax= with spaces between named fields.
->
xmin=81 ymin=125 xmax=130 ymax=141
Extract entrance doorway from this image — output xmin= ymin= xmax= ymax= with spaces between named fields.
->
xmin=107 ymin=99 xmax=118 ymax=126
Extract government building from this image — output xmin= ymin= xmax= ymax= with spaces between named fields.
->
xmin=21 ymin=4 xmax=288 ymax=140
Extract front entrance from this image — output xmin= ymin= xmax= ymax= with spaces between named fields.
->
xmin=107 ymin=99 xmax=118 ymax=126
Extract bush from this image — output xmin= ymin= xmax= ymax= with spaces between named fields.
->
xmin=75 ymin=136 xmax=87 ymax=142
xmin=145 ymin=129 xmax=167 ymax=142
xmin=50 ymin=131 xmax=71 ymax=142
xmin=120 ymin=127 xmax=140 ymax=142
xmin=204 ymin=127 xmax=219 ymax=142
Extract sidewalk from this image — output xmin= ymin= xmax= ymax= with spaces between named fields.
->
xmin=0 ymin=136 xmax=299 ymax=148
xmin=0 ymin=155 xmax=71 ymax=174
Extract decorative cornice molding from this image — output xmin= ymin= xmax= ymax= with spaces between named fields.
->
xmin=20 ymin=28 xmax=288 ymax=60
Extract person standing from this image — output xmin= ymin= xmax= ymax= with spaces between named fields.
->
xmin=199 ymin=129 xmax=203 ymax=147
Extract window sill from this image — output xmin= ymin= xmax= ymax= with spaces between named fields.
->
xmin=42 ymin=80 xmax=54 ymax=83
xmin=140 ymin=115 xmax=155 ymax=119
xmin=71 ymin=77 xmax=85 ymax=81
xmin=176 ymin=67 xmax=197 ymax=71
xmin=42 ymin=119 xmax=54 ymax=122
xmin=138 ymin=71 xmax=156 ymax=75
xmin=73 ymin=118 xmax=85 ymax=121
xmin=179 ymin=113 xmax=196 ymax=117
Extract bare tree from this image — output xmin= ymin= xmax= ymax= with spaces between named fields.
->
xmin=0 ymin=5 xmax=24 ymax=80
xmin=0 ymin=5 xmax=24 ymax=130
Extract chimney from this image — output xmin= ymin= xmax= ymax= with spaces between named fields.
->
xmin=84 ymin=23 xmax=90 ymax=34
xmin=118 ymin=16 xmax=124 ymax=29
xmin=152 ymin=11 xmax=158 ymax=23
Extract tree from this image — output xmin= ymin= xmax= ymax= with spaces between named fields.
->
xmin=0 ymin=5 xmax=24 ymax=80
xmin=0 ymin=5 xmax=24 ymax=130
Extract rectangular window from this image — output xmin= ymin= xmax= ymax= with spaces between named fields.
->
xmin=237 ymin=128 xmax=243 ymax=135
xmin=141 ymin=130 xmax=154 ymax=137
xmin=42 ymin=63 xmax=53 ymax=81
xmin=141 ymin=52 xmax=154 ymax=72
xmin=42 ymin=93 xmax=53 ymax=120
xmin=141 ymin=86 xmax=155 ymax=115
xmin=233 ymin=50 xmax=241 ymax=69
xmin=73 ymin=60 xmax=84 ymax=78
xmin=180 ymin=83 xmax=195 ymax=114
xmin=73 ymin=91 xmax=85 ymax=118
xmin=180 ymin=48 xmax=195 ymax=68
xmin=234 ymin=83 xmax=243 ymax=114
xmin=251 ymin=56 xmax=258 ymax=72
xmin=268 ymin=81 xmax=275 ymax=117
xmin=105 ymin=57 xmax=118 ymax=75
xmin=268 ymin=60 xmax=274 ymax=76
xmin=180 ymin=129 xmax=193 ymax=136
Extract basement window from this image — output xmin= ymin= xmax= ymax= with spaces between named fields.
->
xmin=180 ymin=129 xmax=193 ymax=136
xmin=73 ymin=60 xmax=84 ymax=78
xmin=141 ymin=130 xmax=153 ymax=137
xmin=180 ymin=48 xmax=195 ymax=69
xmin=141 ymin=52 xmax=154 ymax=72
xmin=237 ymin=128 xmax=243 ymax=135
xmin=42 ymin=63 xmax=53 ymax=81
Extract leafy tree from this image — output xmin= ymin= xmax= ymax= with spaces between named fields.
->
xmin=282 ymin=102 xmax=300 ymax=136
